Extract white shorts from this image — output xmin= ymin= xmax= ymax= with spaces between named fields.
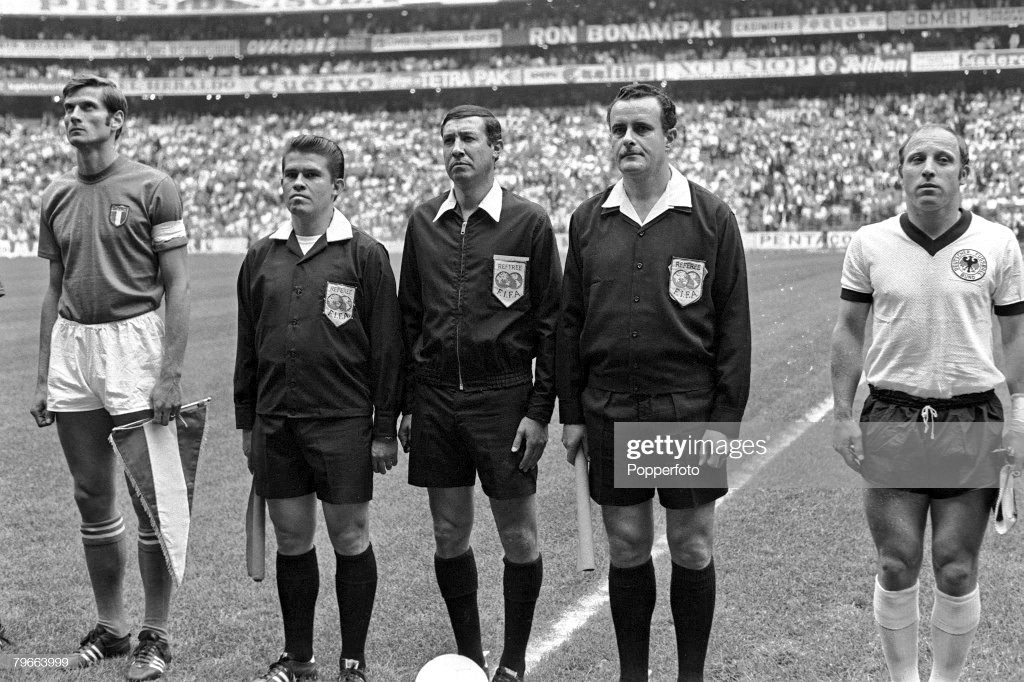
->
xmin=47 ymin=311 xmax=164 ymax=415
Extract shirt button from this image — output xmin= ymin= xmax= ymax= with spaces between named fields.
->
xmin=288 ymin=380 xmax=296 ymax=387
xmin=633 ymin=296 xmax=640 ymax=303
xmin=638 ymin=231 xmax=645 ymax=237
xmin=636 ymin=262 xmax=643 ymax=270
xmin=631 ymin=331 xmax=639 ymax=338
xmin=290 ymin=318 xmax=298 ymax=326
xmin=293 ymin=287 xmax=303 ymax=296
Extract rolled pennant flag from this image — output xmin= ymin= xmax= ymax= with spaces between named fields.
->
xmin=994 ymin=463 xmax=1019 ymax=535
xmin=109 ymin=398 xmax=211 ymax=587
xmin=245 ymin=481 xmax=266 ymax=582
xmin=574 ymin=451 xmax=596 ymax=573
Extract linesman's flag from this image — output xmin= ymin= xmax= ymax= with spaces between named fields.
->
xmin=108 ymin=398 xmax=210 ymax=587
xmin=994 ymin=463 xmax=1019 ymax=535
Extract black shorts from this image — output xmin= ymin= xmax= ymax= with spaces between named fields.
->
xmin=408 ymin=383 xmax=536 ymax=500
xmin=884 ymin=488 xmax=1000 ymax=507
xmin=859 ymin=386 xmax=1004 ymax=491
xmin=582 ymin=387 xmax=727 ymax=509
xmin=252 ymin=415 xmax=373 ymax=504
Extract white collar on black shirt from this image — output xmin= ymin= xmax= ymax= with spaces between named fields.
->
xmin=602 ymin=167 xmax=692 ymax=226
xmin=270 ymin=208 xmax=354 ymax=242
xmin=433 ymin=180 xmax=503 ymax=223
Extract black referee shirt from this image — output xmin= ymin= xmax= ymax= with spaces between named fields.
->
xmin=234 ymin=212 xmax=402 ymax=438
xmin=399 ymin=185 xmax=561 ymax=424
xmin=557 ymin=177 xmax=751 ymax=431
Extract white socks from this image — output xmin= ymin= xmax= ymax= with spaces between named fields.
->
xmin=874 ymin=578 xmax=921 ymax=682
xmin=872 ymin=578 xmax=982 ymax=682
xmin=928 ymin=586 xmax=980 ymax=682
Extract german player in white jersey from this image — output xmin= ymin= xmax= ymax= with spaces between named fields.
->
xmin=29 ymin=74 xmax=190 ymax=681
xmin=831 ymin=124 xmax=1024 ymax=682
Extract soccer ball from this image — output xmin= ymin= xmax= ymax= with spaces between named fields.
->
xmin=415 ymin=654 xmax=488 ymax=681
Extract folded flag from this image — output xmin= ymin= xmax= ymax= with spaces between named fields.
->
xmin=109 ymin=398 xmax=211 ymax=587
xmin=246 ymin=481 xmax=266 ymax=582
xmin=994 ymin=463 xmax=1019 ymax=535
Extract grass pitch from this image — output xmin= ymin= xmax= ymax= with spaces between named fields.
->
xmin=0 ymin=250 xmax=1021 ymax=681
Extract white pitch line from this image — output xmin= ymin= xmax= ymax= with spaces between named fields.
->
xmin=525 ymin=395 xmax=836 ymax=670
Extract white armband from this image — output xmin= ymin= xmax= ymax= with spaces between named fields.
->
xmin=152 ymin=219 xmax=187 ymax=246
xmin=1010 ymin=393 xmax=1024 ymax=434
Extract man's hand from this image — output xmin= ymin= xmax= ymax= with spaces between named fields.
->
xmin=511 ymin=417 xmax=547 ymax=472
xmin=150 ymin=375 xmax=182 ymax=426
xmin=29 ymin=386 xmax=53 ymax=428
xmin=372 ymin=438 xmax=399 ymax=475
xmin=699 ymin=429 xmax=729 ymax=468
xmin=832 ymin=419 xmax=864 ymax=473
xmin=242 ymin=429 xmax=253 ymax=474
xmin=562 ymin=423 xmax=587 ymax=465
xmin=398 ymin=414 xmax=412 ymax=453
xmin=1003 ymin=430 xmax=1024 ymax=474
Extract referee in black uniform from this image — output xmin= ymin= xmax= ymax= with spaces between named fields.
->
xmin=398 ymin=105 xmax=561 ymax=682
xmin=236 ymin=135 xmax=402 ymax=682
xmin=558 ymin=83 xmax=751 ymax=682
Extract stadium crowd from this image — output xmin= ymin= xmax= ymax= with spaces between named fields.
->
xmin=0 ymin=35 xmax=950 ymax=80
xmin=2 ymin=89 xmax=1023 ymax=250
xmin=1 ymin=27 xmax=1018 ymax=82
xmin=0 ymin=0 xmax=1016 ymax=41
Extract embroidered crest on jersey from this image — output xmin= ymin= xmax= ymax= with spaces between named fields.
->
xmin=324 ymin=282 xmax=355 ymax=327
xmin=951 ymin=249 xmax=987 ymax=282
xmin=669 ymin=258 xmax=706 ymax=307
xmin=109 ymin=204 xmax=130 ymax=227
xmin=493 ymin=255 xmax=528 ymax=307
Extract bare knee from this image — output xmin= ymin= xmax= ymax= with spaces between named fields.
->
xmin=428 ymin=488 xmax=474 ymax=558
xmin=664 ymin=504 xmax=716 ymax=569
xmin=72 ymin=481 xmax=116 ymax=522
xmin=606 ymin=522 xmax=652 ymax=567
xmin=433 ymin=514 xmax=471 ymax=558
xmin=492 ymin=496 xmax=539 ymax=563
xmin=327 ymin=515 xmax=369 ymax=556
xmin=933 ymin=549 xmax=978 ymax=595
xmin=268 ymin=498 xmax=317 ymax=555
xmin=667 ymin=531 xmax=712 ymax=569
xmin=877 ymin=551 xmax=923 ymax=590
xmin=497 ymin=523 xmax=537 ymax=563
xmin=274 ymin=526 xmax=315 ymax=555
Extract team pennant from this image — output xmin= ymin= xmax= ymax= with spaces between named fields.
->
xmin=994 ymin=463 xmax=1019 ymax=535
xmin=108 ymin=398 xmax=210 ymax=587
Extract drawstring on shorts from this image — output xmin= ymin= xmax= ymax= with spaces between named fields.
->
xmin=920 ymin=405 xmax=938 ymax=439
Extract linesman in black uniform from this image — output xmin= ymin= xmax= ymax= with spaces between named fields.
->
xmin=235 ymin=135 xmax=402 ymax=682
xmin=557 ymin=83 xmax=751 ymax=682
xmin=398 ymin=105 xmax=562 ymax=682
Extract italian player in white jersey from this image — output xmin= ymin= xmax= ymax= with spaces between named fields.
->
xmin=831 ymin=124 xmax=1024 ymax=682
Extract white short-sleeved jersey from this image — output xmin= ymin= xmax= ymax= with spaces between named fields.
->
xmin=841 ymin=211 xmax=1024 ymax=398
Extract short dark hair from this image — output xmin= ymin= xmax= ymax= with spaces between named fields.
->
xmin=897 ymin=124 xmax=970 ymax=178
xmin=440 ymin=105 xmax=502 ymax=147
xmin=282 ymin=134 xmax=345 ymax=181
xmin=607 ymin=82 xmax=677 ymax=133
xmin=62 ymin=73 xmax=128 ymax=140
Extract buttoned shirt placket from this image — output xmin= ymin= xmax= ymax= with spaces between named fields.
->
xmin=285 ymin=237 xmax=322 ymax=405
xmin=627 ymin=218 xmax=649 ymax=395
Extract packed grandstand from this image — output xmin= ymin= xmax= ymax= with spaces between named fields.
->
xmin=1 ymin=0 xmax=1024 ymax=253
